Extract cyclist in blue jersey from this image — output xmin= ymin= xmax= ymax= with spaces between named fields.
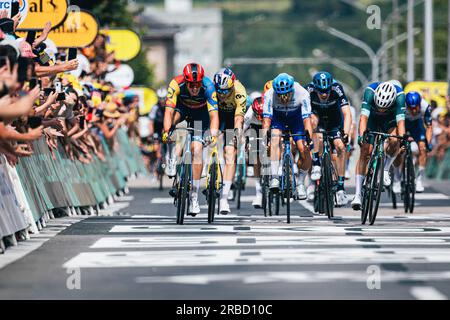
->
xmin=391 ymin=91 xmax=432 ymax=193
xmin=262 ymin=73 xmax=313 ymax=199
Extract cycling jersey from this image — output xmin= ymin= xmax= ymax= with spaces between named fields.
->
xmin=263 ymin=80 xmax=273 ymax=94
xmin=166 ymin=75 xmax=218 ymax=112
xmin=166 ymin=75 xmax=218 ymax=140
xmin=361 ymin=82 xmax=405 ymax=138
xmin=217 ymin=80 xmax=247 ymax=131
xmin=243 ymin=107 xmax=262 ymax=132
xmin=405 ymin=96 xmax=432 ymax=143
xmin=306 ymin=82 xmax=350 ymax=130
xmin=361 ymin=82 xmax=405 ymax=123
xmin=263 ymin=82 xmax=311 ymax=119
xmin=405 ymin=98 xmax=432 ymax=125
xmin=263 ymin=82 xmax=311 ymax=142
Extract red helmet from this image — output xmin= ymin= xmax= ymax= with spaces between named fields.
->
xmin=183 ymin=63 xmax=205 ymax=83
xmin=252 ymin=96 xmax=264 ymax=120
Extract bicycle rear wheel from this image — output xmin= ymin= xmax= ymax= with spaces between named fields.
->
xmin=176 ymin=163 xmax=190 ymax=225
xmin=270 ymin=191 xmax=280 ymax=216
xmin=208 ymin=159 xmax=217 ymax=224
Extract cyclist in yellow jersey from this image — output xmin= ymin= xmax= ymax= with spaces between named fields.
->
xmin=213 ymin=68 xmax=247 ymax=214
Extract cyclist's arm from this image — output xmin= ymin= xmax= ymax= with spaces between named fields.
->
xmin=300 ymin=87 xmax=313 ymax=139
xmin=303 ymin=117 xmax=313 ymax=141
xmin=359 ymin=86 xmax=374 ymax=137
xmin=163 ymin=81 xmax=179 ymax=133
xmin=395 ymin=92 xmax=406 ymax=136
xmin=262 ymin=89 xmax=273 ymax=130
xmin=243 ymin=107 xmax=254 ymax=132
xmin=234 ymin=81 xmax=247 ymax=130
xmin=209 ymin=110 xmax=219 ymax=137
xmin=341 ymin=105 xmax=352 ymax=136
xmin=422 ymin=101 xmax=433 ymax=144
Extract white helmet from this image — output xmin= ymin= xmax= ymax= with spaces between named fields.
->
xmin=156 ymin=88 xmax=167 ymax=99
xmin=374 ymin=82 xmax=397 ymax=109
xmin=250 ymin=91 xmax=261 ymax=101
xmin=389 ymin=79 xmax=403 ymax=89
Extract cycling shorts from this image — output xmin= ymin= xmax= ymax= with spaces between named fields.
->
xmin=366 ymin=112 xmax=397 ymax=145
xmin=406 ymin=119 xmax=426 ymax=143
xmin=271 ymin=110 xmax=305 ymax=142
xmin=175 ymin=102 xmax=210 ymax=142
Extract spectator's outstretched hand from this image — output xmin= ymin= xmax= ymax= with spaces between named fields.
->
xmin=27 ymin=125 xmax=44 ymax=140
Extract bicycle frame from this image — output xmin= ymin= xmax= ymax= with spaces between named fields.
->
xmin=279 ymin=132 xmax=297 ymax=196
xmin=205 ymin=143 xmax=223 ymax=191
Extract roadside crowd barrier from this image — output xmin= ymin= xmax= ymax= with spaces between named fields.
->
xmin=426 ymin=148 xmax=450 ymax=180
xmin=0 ymin=129 xmax=145 ymax=253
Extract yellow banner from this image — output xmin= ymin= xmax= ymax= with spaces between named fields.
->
xmin=16 ymin=0 xmax=69 ymax=31
xmin=17 ymin=10 xmax=99 ymax=48
xmin=128 ymin=87 xmax=158 ymax=115
xmin=100 ymin=29 xmax=142 ymax=61
xmin=404 ymin=81 xmax=448 ymax=108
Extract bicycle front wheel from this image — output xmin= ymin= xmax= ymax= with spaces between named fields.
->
xmin=236 ymin=164 xmax=244 ymax=210
xmin=406 ymin=152 xmax=415 ymax=213
xmin=369 ymin=156 xmax=384 ymax=225
xmin=208 ymin=159 xmax=217 ymax=224
xmin=283 ymin=155 xmax=292 ymax=224
xmin=322 ymin=153 xmax=334 ymax=219
xmin=176 ymin=164 xmax=190 ymax=225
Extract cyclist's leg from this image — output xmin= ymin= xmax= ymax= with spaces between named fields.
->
xmin=384 ymin=117 xmax=401 ymax=170
xmin=310 ymin=113 xmax=322 ymax=181
xmin=269 ymin=112 xmax=283 ymax=189
xmin=291 ymin=117 xmax=311 ymax=199
xmin=407 ymin=120 xmax=427 ymax=190
xmin=221 ymin=129 xmax=237 ymax=209
xmin=353 ymin=115 xmax=375 ymax=208
xmin=331 ymin=131 xmax=346 ymax=190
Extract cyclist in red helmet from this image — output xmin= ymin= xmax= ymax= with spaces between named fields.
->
xmin=243 ymin=95 xmax=264 ymax=208
xmin=162 ymin=62 xmax=219 ymax=216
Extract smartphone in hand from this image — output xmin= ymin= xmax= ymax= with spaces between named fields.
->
xmin=17 ymin=57 xmax=30 ymax=83
xmin=68 ymin=48 xmax=77 ymax=61
xmin=29 ymin=77 xmax=40 ymax=90
xmin=26 ymin=31 xmax=36 ymax=45
xmin=11 ymin=1 xmax=19 ymax=17
xmin=56 ymin=92 xmax=66 ymax=101
xmin=27 ymin=116 xmax=43 ymax=129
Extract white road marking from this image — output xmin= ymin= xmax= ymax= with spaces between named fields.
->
xmin=0 ymin=217 xmax=84 ymax=269
xmin=410 ymin=286 xmax=448 ymax=300
xmin=108 ymin=224 xmax=450 ymax=234
xmin=63 ymin=247 xmax=450 ymax=269
xmin=90 ymin=236 xmax=450 ymax=249
xmin=135 ymin=271 xmax=450 ymax=285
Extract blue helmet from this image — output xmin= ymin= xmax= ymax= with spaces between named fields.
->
xmin=313 ymin=71 xmax=333 ymax=92
xmin=406 ymin=91 xmax=421 ymax=108
xmin=273 ymin=73 xmax=295 ymax=95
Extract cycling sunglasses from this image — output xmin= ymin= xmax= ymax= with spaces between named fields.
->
xmin=216 ymin=88 xmax=231 ymax=95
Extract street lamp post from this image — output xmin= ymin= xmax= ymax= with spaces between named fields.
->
xmin=317 ymin=21 xmax=378 ymax=81
xmin=318 ymin=21 xmax=420 ymax=82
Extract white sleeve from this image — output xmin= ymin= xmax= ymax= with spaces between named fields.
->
xmin=298 ymin=85 xmax=311 ymax=119
xmin=263 ymin=89 xmax=273 ymax=119
xmin=243 ymin=107 xmax=254 ymax=132
xmin=350 ymin=106 xmax=356 ymax=124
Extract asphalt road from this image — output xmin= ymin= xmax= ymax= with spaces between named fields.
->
xmin=1 ymin=176 xmax=450 ymax=300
